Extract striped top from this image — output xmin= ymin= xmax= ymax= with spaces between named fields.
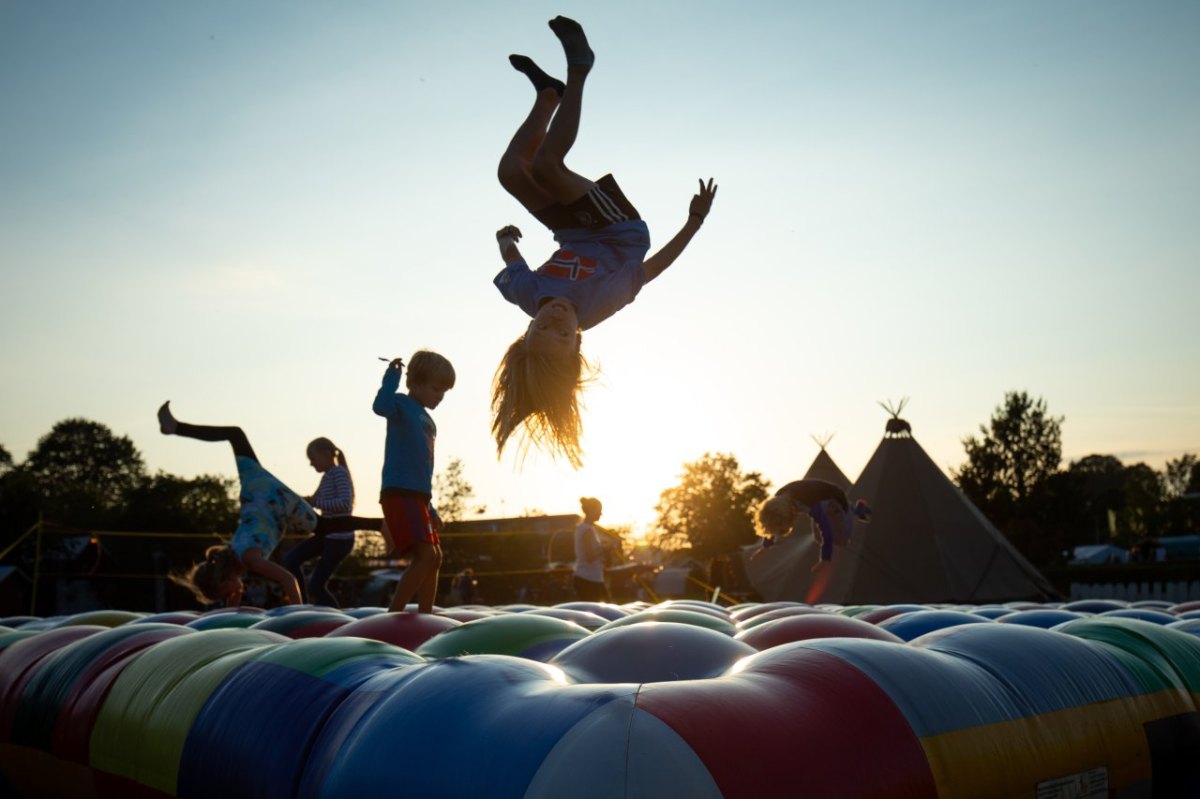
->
xmin=311 ymin=465 xmax=355 ymax=540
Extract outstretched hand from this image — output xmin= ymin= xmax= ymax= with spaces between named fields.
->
xmin=689 ymin=178 xmax=718 ymax=222
xmin=388 ymin=357 xmax=404 ymax=373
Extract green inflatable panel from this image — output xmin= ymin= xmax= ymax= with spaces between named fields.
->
xmin=251 ymin=636 xmax=423 ymax=678
xmin=89 ymin=627 xmax=287 ymax=794
xmin=417 ymin=614 xmax=590 ymax=659
xmin=1058 ymin=617 xmax=1200 ymax=694
xmin=0 ymin=630 xmax=39 ymax=654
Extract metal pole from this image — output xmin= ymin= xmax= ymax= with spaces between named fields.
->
xmin=30 ymin=514 xmax=43 ymax=615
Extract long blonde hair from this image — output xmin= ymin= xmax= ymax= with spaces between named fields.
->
xmin=491 ymin=334 xmax=591 ymax=469
xmin=169 ymin=545 xmax=240 ymax=604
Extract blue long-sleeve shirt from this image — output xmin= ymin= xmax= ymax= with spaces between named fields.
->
xmin=373 ymin=368 xmax=436 ymax=495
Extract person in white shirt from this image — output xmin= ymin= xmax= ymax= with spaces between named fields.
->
xmin=573 ymin=496 xmax=612 ymax=601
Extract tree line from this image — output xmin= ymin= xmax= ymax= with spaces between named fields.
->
xmin=0 ymin=419 xmax=238 ymax=544
xmin=645 ymin=391 xmax=1199 ymax=569
xmin=3 ymin=392 xmax=1198 ymax=573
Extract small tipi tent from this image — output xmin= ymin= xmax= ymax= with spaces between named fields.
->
xmin=799 ymin=435 xmax=851 ymax=492
xmin=745 ymin=407 xmax=1058 ymax=604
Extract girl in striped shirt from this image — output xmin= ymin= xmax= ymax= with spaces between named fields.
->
xmin=282 ymin=437 xmax=359 ymax=608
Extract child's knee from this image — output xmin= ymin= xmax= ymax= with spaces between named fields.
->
xmin=530 ymin=152 xmax=564 ymax=185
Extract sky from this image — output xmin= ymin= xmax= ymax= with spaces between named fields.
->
xmin=2 ymin=1 xmax=1198 ymax=535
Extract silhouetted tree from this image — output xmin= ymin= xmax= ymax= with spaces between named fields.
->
xmin=1161 ymin=454 xmax=1200 ymax=536
xmin=1068 ymin=454 xmax=1127 ymax=543
xmin=952 ymin=391 xmax=1063 ymax=529
xmin=0 ymin=444 xmax=12 ymax=473
xmin=433 ymin=458 xmax=474 ymax=523
xmin=0 ymin=466 xmax=41 ymax=548
xmin=21 ymin=419 xmax=144 ymax=527
xmin=653 ymin=453 xmax=770 ymax=560
xmin=118 ymin=473 xmax=238 ymax=533
xmin=1163 ymin=455 xmax=1198 ymax=499
xmin=1121 ymin=463 xmax=1162 ymax=540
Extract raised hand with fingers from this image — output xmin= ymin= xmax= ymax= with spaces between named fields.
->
xmin=689 ymin=178 xmax=718 ymax=223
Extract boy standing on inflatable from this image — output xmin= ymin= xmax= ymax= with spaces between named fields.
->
xmin=373 ymin=350 xmax=455 ymax=613
xmin=492 ymin=16 xmax=717 ymax=468
xmin=755 ymin=479 xmax=872 ymax=572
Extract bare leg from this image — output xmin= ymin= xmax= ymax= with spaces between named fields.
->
xmin=497 ymin=88 xmax=560 ymax=211
xmin=416 ymin=545 xmax=443 ymax=613
xmin=531 ymin=19 xmax=598 ymax=203
xmin=387 ymin=541 xmax=441 ymax=613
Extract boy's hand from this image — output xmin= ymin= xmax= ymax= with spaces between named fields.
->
xmin=388 ymin=358 xmax=404 ymax=373
xmin=688 ymin=178 xmax=718 ymax=222
xmin=496 ymin=225 xmax=522 ymax=243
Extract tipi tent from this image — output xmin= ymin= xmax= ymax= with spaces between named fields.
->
xmin=744 ymin=417 xmax=1058 ymax=605
xmin=798 ymin=436 xmax=851 ymax=492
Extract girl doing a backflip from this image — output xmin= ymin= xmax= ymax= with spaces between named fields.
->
xmin=492 ymin=16 xmax=717 ymax=468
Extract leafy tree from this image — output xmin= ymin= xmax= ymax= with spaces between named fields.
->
xmin=1163 ymin=454 xmax=1198 ymax=499
xmin=0 ymin=444 xmax=12 ymax=473
xmin=952 ymin=391 xmax=1063 ymax=528
xmin=1067 ymin=455 xmax=1127 ymax=543
xmin=653 ymin=453 xmax=770 ymax=560
xmin=1161 ymin=454 xmax=1200 ymax=536
xmin=0 ymin=466 xmax=42 ymax=548
xmin=1121 ymin=463 xmax=1162 ymax=539
xmin=433 ymin=458 xmax=474 ymax=523
xmin=118 ymin=473 xmax=239 ymax=533
xmin=22 ymin=419 xmax=145 ymax=526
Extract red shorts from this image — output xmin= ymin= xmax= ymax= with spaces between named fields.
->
xmin=380 ymin=490 xmax=441 ymax=555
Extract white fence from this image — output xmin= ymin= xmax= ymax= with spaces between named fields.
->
xmin=1069 ymin=581 xmax=1200 ymax=603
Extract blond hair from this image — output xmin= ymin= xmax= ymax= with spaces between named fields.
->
xmin=491 ymin=334 xmax=591 ymax=469
xmin=169 ymin=545 xmax=240 ymax=604
xmin=755 ymin=495 xmax=798 ymax=539
xmin=406 ymin=350 xmax=456 ymax=389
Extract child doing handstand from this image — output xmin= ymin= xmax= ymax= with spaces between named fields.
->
xmin=159 ymin=403 xmax=385 ymax=606
xmin=373 ymin=350 xmax=455 ymax=613
xmin=755 ymin=479 xmax=872 ymax=572
xmin=492 ymin=16 xmax=718 ymax=468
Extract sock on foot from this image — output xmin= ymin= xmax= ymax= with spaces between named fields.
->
xmin=509 ymin=54 xmax=566 ymax=95
xmin=548 ymin=16 xmax=594 ymax=68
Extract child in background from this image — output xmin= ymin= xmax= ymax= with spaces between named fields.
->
xmin=159 ymin=403 xmax=385 ymax=606
xmin=282 ymin=437 xmax=357 ymax=608
xmin=373 ymin=350 xmax=455 ymax=613
xmin=492 ymin=16 xmax=717 ymax=468
xmin=755 ymin=479 xmax=872 ymax=572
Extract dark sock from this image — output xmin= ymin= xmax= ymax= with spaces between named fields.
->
xmin=548 ymin=16 xmax=594 ymax=67
xmin=509 ymin=54 xmax=565 ymax=96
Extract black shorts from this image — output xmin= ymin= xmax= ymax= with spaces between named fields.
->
xmin=533 ymin=174 xmax=642 ymax=231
